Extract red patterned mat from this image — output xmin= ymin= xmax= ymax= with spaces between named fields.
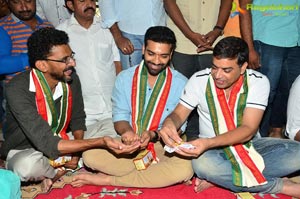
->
xmin=21 ymin=171 xmax=295 ymax=199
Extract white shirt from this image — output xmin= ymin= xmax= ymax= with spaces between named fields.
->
xmin=286 ymin=75 xmax=300 ymax=140
xmin=180 ymin=68 xmax=270 ymax=138
xmin=36 ymin=0 xmax=71 ymax=27
xmin=98 ymin=0 xmax=166 ymax=35
xmin=57 ymin=15 xmax=120 ymax=126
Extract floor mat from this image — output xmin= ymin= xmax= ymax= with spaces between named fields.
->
xmin=20 ymin=170 xmax=295 ymax=199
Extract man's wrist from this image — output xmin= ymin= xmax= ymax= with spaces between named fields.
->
xmin=150 ymin=130 xmax=160 ymax=143
xmin=213 ymin=25 xmax=224 ymax=36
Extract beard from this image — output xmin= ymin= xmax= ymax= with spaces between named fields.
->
xmin=15 ymin=10 xmax=36 ymax=21
xmin=144 ymin=60 xmax=168 ymax=76
xmin=50 ymin=67 xmax=74 ymax=83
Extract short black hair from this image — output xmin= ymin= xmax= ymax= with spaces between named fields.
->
xmin=144 ymin=26 xmax=176 ymax=52
xmin=213 ymin=36 xmax=249 ymax=67
xmin=27 ymin=27 xmax=69 ymax=68
xmin=64 ymin=0 xmax=73 ymax=13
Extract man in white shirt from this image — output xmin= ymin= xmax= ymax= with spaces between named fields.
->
xmin=57 ymin=0 xmax=121 ymax=138
xmin=98 ymin=0 xmax=166 ymax=69
xmin=36 ymin=0 xmax=71 ymax=27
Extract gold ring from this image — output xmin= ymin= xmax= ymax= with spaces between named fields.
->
xmin=123 ymin=47 xmax=127 ymax=50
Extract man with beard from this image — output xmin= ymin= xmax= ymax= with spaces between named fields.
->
xmin=0 ymin=28 xmax=140 ymax=192
xmin=57 ymin=0 xmax=121 ymax=139
xmin=0 ymin=0 xmax=52 ymax=77
xmin=71 ymin=26 xmax=193 ymax=188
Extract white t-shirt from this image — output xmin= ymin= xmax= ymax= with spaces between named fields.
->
xmin=286 ymin=75 xmax=300 ymax=140
xmin=180 ymin=68 xmax=270 ymax=138
xmin=57 ymin=15 xmax=120 ymax=126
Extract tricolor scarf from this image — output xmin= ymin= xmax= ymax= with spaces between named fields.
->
xmin=206 ymin=71 xmax=267 ymax=187
xmin=31 ymin=68 xmax=72 ymax=140
xmin=131 ymin=61 xmax=172 ymax=136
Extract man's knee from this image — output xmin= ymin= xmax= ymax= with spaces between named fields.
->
xmin=179 ymin=160 xmax=194 ymax=181
xmin=82 ymin=149 xmax=107 ymax=170
xmin=192 ymin=157 xmax=222 ymax=180
xmin=7 ymin=149 xmax=52 ymax=181
xmin=168 ymin=158 xmax=194 ymax=182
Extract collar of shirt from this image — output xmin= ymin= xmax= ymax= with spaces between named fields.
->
xmin=29 ymin=72 xmax=63 ymax=100
xmin=11 ymin=13 xmax=45 ymax=26
xmin=69 ymin=13 xmax=100 ymax=27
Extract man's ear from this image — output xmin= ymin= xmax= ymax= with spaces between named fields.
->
xmin=240 ymin=62 xmax=248 ymax=74
xmin=170 ymin=50 xmax=174 ymax=58
xmin=35 ymin=60 xmax=48 ymax=73
xmin=66 ymin=0 xmax=74 ymax=12
xmin=142 ymin=45 xmax=145 ymax=55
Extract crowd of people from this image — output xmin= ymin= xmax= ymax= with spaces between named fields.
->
xmin=0 ymin=0 xmax=300 ymax=198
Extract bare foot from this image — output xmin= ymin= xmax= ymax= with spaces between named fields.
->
xmin=52 ymin=169 xmax=68 ymax=183
xmin=71 ymin=172 xmax=111 ymax=187
xmin=183 ymin=179 xmax=193 ymax=186
xmin=281 ymin=177 xmax=300 ymax=198
xmin=194 ymin=178 xmax=214 ymax=193
xmin=41 ymin=178 xmax=53 ymax=192
xmin=40 ymin=168 xmax=67 ymax=192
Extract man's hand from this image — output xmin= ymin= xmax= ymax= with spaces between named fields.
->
xmin=104 ymin=136 xmax=140 ymax=154
xmin=115 ymin=35 xmax=134 ymax=55
xmin=64 ymin=156 xmax=80 ymax=170
xmin=159 ymin=119 xmax=182 ymax=148
xmin=175 ymin=138 xmax=210 ymax=157
xmin=248 ymin=49 xmax=261 ymax=69
xmin=121 ymin=131 xmax=140 ymax=145
xmin=140 ymin=131 xmax=152 ymax=149
xmin=189 ymin=32 xmax=211 ymax=53
xmin=197 ymin=30 xmax=221 ymax=53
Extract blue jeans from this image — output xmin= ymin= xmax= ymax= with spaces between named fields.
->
xmin=120 ymin=32 xmax=144 ymax=70
xmin=270 ymin=46 xmax=300 ymax=127
xmin=254 ymin=41 xmax=300 ymax=136
xmin=171 ymin=52 xmax=213 ymax=141
xmin=192 ymin=137 xmax=300 ymax=194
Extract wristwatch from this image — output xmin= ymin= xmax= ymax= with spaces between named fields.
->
xmin=213 ymin=25 xmax=224 ymax=36
xmin=150 ymin=131 xmax=160 ymax=143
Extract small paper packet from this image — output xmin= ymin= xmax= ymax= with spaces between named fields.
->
xmin=164 ymin=142 xmax=195 ymax=153
xmin=49 ymin=156 xmax=72 ymax=168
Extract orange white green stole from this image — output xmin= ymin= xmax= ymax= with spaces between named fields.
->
xmin=131 ymin=61 xmax=172 ymax=136
xmin=206 ymin=72 xmax=267 ymax=187
xmin=31 ymin=68 xmax=72 ymax=140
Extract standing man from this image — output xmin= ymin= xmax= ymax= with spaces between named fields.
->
xmin=71 ymin=26 xmax=193 ymax=188
xmin=36 ymin=0 xmax=71 ymax=27
xmin=0 ymin=28 xmax=139 ymax=192
xmin=98 ymin=0 xmax=166 ymax=69
xmin=164 ymin=0 xmax=233 ymax=141
xmin=239 ymin=0 xmax=300 ymax=137
xmin=159 ymin=37 xmax=300 ymax=197
xmin=0 ymin=0 xmax=52 ymax=77
xmin=57 ymin=0 xmax=121 ymax=138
